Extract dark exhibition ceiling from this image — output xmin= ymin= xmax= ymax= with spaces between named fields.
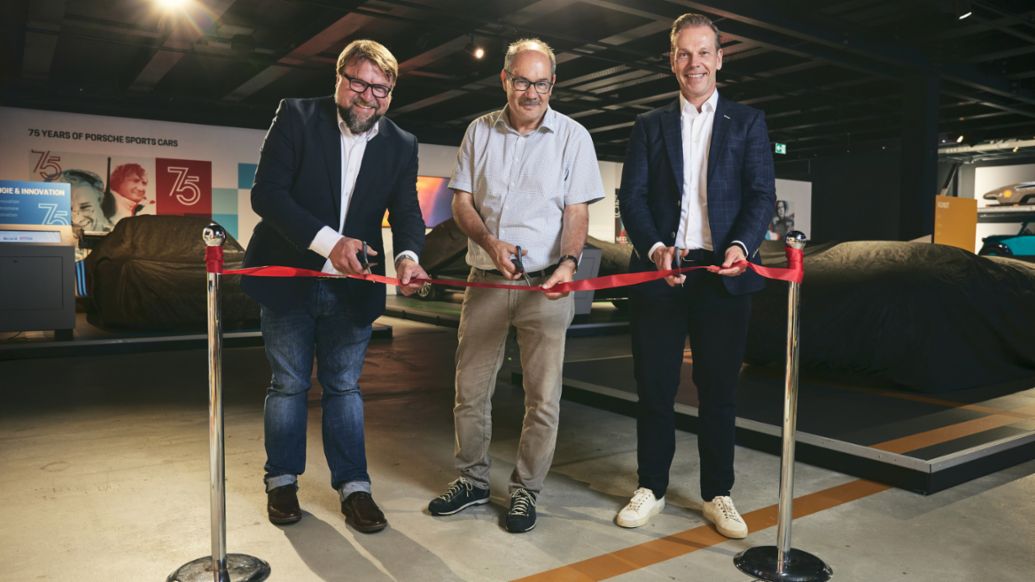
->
xmin=3 ymin=0 xmax=1035 ymax=166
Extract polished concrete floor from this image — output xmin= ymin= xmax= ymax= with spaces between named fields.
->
xmin=1 ymin=317 xmax=1032 ymax=581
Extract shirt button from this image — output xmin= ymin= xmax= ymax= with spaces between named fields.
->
xmin=670 ymin=231 xmax=676 ymax=238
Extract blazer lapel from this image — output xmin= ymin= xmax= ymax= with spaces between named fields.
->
xmin=660 ymin=100 xmax=683 ymax=193
xmin=318 ymin=98 xmax=343 ymax=220
xmin=707 ymin=95 xmax=731 ymax=184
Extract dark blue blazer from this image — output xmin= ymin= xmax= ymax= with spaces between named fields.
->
xmin=618 ymin=96 xmax=776 ymax=295
xmin=242 ymin=96 xmax=425 ymax=324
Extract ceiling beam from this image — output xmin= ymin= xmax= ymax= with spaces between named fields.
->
xmin=20 ymin=0 xmax=64 ymax=81
xmin=224 ymin=11 xmax=373 ymax=102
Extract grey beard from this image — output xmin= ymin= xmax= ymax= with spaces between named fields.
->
xmin=338 ymin=104 xmax=381 ymax=134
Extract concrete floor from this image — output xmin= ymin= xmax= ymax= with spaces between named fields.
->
xmin=1 ymin=318 xmax=1033 ymax=581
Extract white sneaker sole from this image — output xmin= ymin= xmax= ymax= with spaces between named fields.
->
xmin=430 ymin=496 xmax=489 ymax=516
xmin=615 ymin=497 xmax=665 ymax=528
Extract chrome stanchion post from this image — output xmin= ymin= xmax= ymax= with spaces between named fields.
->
xmin=168 ymin=224 xmax=270 ymax=582
xmin=734 ymin=231 xmax=831 ymax=582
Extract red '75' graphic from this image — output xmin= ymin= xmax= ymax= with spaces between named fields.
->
xmin=156 ymin=158 xmax=211 ymax=216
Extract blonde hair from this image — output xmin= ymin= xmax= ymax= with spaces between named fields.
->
xmin=336 ymin=39 xmax=399 ymax=83
xmin=670 ymin=13 xmax=721 ymax=51
xmin=504 ymin=38 xmax=556 ymax=74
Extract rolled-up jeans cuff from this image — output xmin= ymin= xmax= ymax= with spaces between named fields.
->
xmin=338 ymin=480 xmax=372 ymax=501
xmin=265 ymin=474 xmax=297 ymax=492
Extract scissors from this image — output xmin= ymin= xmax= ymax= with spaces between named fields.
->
xmin=513 ymin=245 xmax=532 ymax=286
xmin=357 ymin=241 xmax=377 ymax=274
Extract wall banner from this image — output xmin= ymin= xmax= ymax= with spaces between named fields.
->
xmin=0 ymin=179 xmax=71 ymax=226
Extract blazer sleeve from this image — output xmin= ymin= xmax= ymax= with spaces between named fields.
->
xmin=250 ymin=99 xmax=327 ymax=251
xmin=618 ymin=115 xmax=663 ymax=261
xmin=728 ymin=109 xmax=777 ymax=256
xmin=386 ymin=133 xmax=426 ymax=258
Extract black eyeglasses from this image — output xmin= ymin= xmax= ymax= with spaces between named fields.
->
xmin=506 ymin=72 xmax=553 ymax=95
xmin=340 ymin=73 xmax=393 ymax=99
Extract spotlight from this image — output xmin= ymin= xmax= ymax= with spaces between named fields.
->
xmin=473 ymin=46 xmax=485 ymax=60
xmin=156 ymin=0 xmax=190 ymax=9
xmin=956 ymin=134 xmax=965 ymax=143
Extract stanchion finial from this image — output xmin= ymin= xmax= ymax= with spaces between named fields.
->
xmin=203 ymin=223 xmax=227 ymax=247
xmin=785 ymin=230 xmax=807 ymax=249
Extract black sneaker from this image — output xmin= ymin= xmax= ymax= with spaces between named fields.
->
xmin=505 ymin=488 xmax=537 ymax=533
xmin=428 ymin=478 xmax=490 ymax=516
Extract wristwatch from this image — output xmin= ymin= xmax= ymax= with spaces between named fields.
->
xmin=558 ymin=254 xmax=579 ymax=273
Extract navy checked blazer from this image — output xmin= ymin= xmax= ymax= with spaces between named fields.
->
xmin=618 ymin=95 xmax=776 ymax=295
xmin=242 ymin=96 xmax=425 ymax=324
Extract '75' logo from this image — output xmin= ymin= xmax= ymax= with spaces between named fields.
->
xmin=164 ymin=166 xmax=202 ymax=206
xmin=31 ymin=150 xmax=62 ymax=180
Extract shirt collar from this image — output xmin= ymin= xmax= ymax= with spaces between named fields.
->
xmin=679 ymin=89 xmax=719 ymax=117
xmin=111 ymin=190 xmax=139 ymax=214
xmin=494 ymin=105 xmax=557 ymax=134
xmin=336 ymin=110 xmax=380 ymax=141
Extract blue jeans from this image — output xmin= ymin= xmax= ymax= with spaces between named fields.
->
xmin=261 ymin=281 xmax=373 ymax=493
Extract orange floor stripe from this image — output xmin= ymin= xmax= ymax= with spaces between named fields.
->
xmin=873 ymin=405 xmax=1035 ymax=454
xmin=831 ymin=383 xmax=1035 ymax=421
xmin=514 ymin=480 xmax=889 ymax=582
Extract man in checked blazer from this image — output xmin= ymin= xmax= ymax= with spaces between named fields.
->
xmin=615 ymin=13 xmax=776 ymax=539
xmin=243 ymin=39 xmax=428 ymax=534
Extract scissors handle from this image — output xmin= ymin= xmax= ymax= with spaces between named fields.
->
xmin=513 ymin=245 xmax=525 ymax=275
xmin=358 ymin=241 xmax=371 ymax=271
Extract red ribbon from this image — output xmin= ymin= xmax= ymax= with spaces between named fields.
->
xmin=207 ymin=246 xmax=803 ymax=291
xmin=205 ymin=246 xmax=223 ymax=274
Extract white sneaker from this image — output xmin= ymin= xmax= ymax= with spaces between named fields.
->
xmin=702 ymin=495 xmax=748 ymax=539
xmin=615 ymin=487 xmax=665 ymax=528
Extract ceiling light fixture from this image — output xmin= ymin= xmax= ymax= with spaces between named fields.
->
xmin=956 ymin=134 xmax=965 ymax=143
xmin=473 ymin=46 xmax=485 ymax=60
xmin=955 ymin=0 xmax=973 ymax=20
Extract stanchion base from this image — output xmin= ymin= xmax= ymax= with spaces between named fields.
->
xmin=734 ymin=546 xmax=831 ymax=582
xmin=167 ymin=554 xmax=271 ymax=582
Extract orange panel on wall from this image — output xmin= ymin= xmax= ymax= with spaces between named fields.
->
xmin=933 ymin=195 xmax=977 ymax=252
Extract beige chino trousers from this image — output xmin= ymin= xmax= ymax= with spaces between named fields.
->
xmin=453 ymin=268 xmax=575 ymax=495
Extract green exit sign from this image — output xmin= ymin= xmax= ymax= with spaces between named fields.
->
xmin=774 ymin=142 xmax=787 ymax=155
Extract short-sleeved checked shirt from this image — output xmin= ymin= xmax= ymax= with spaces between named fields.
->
xmin=449 ymin=106 xmax=604 ymax=271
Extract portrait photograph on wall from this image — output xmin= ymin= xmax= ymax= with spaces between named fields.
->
xmin=770 ymin=179 xmax=813 ymax=241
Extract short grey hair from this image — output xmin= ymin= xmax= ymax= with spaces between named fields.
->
xmin=670 ymin=13 xmax=722 ymax=51
xmin=503 ymin=38 xmax=556 ymax=75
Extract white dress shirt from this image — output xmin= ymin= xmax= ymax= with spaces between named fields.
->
xmin=308 ymin=115 xmax=418 ymax=274
xmin=675 ymin=89 xmax=717 ymax=252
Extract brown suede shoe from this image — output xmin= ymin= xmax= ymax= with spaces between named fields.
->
xmin=341 ymin=491 xmax=387 ymax=533
xmin=267 ymin=484 xmax=302 ymax=525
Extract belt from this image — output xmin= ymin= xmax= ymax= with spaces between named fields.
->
xmin=475 ymin=266 xmax=552 ymax=278
xmin=677 ymin=248 xmax=716 ymax=264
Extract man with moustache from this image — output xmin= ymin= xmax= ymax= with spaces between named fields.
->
xmin=242 ymin=39 xmax=428 ymax=533
xmin=426 ymin=38 xmax=603 ymax=533
xmin=615 ymin=14 xmax=776 ymax=539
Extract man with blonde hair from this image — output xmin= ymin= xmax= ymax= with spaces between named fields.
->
xmin=427 ymin=37 xmax=603 ymax=533
xmin=243 ymin=39 xmax=428 ymax=534
xmin=616 ymin=13 xmax=775 ymax=539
